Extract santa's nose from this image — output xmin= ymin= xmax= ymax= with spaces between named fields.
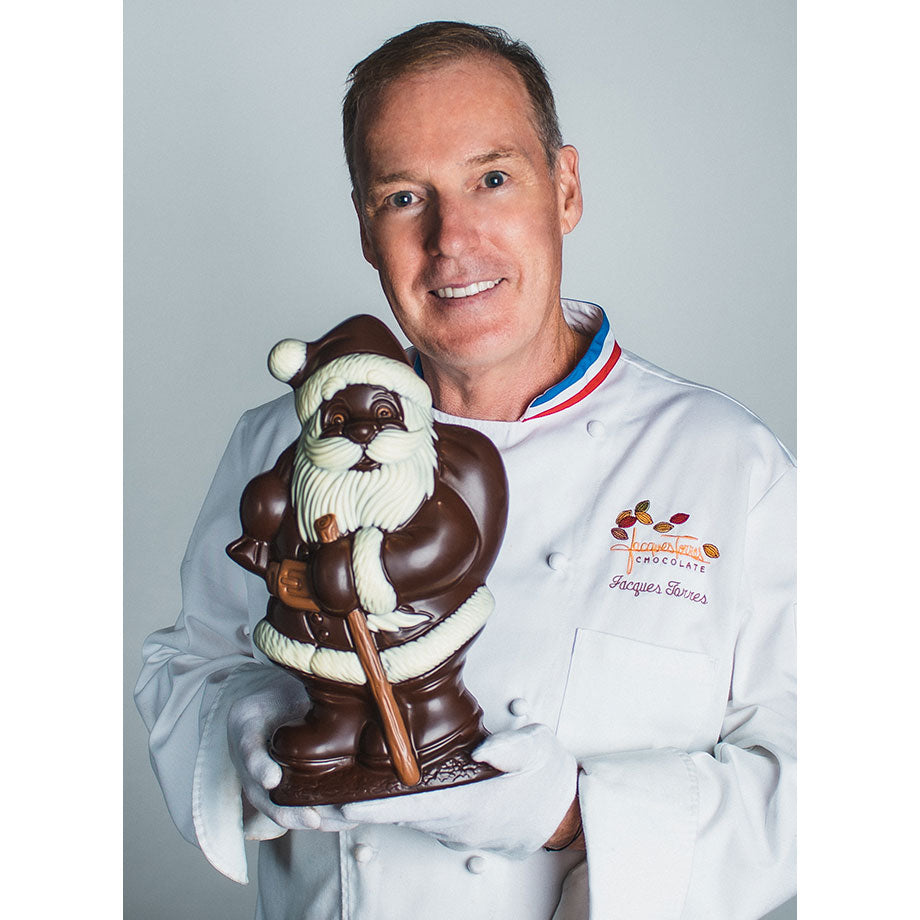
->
xmin=345 ymin=420 xmax=377 ymax=445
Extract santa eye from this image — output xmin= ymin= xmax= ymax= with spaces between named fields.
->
xmin=375 ymin=404 xmax=395 ymax=419
xmin=482 ymin=171 xmax=506 ymax=189
xmin=328 ymin=410 xmax=347 ymax=426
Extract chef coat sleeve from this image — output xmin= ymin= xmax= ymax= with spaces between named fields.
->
xmin=577 ymin=467 xmax=796 ymax=920
xmin=134 ymin=406 xmax=302 ymax=884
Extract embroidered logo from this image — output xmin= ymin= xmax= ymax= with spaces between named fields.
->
xmin=607 ymin=500 xmax=719 ymax=605
xmin=609 ymin=499 xmax=720 ymax=575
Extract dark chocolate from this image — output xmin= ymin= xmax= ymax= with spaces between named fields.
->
xmin=227 ymin=315 xmax=509 ymax=805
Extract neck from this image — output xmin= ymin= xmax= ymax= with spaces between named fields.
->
xmin=419 ymin=316 xmax=589 ymax=421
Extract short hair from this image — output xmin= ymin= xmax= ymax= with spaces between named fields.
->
xmin=343 ymin=21 xmax=563 ymax=192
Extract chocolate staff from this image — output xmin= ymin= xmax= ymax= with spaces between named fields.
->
xmin=314 ymin=512 xmax=421 ymax=788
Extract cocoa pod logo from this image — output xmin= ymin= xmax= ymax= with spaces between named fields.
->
xmin=612 ymin=499 xmax=720 ymax=563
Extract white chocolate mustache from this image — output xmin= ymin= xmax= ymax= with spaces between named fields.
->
xmin=300 ymin=425 xmax=434 ymax=472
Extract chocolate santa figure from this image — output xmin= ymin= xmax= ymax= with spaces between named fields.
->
xmin=226 ymin=315 xmax=508 ymax=805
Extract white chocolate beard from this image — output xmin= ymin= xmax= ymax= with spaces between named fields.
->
xmin=291 ymin=427 xmax=437 ymax=542
xmin=290 ymin=403 xmax=439 ymax=632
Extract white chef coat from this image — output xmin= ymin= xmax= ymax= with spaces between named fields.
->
xmin=135 ymin=300 xmax=796 ymax=920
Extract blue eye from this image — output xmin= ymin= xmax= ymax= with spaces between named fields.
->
xmin=483 ymin=171 xmax=506 ymax=188
xmin=389 ymin=191 xmax=416 ymax=208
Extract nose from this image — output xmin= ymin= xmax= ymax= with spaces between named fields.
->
xmin=345 ymin=420 xmax=377 ymax=445
xmin=426 ymin=195 xmax=480 ymax=259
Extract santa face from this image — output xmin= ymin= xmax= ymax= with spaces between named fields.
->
xmin=318 ymin=384 xmax=407 ymax=471
xmin=291 ymin=382 xmax=438 ymax=542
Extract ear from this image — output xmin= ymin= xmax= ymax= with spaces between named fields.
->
xmin=352 ymin=190 xmax=379 ymax=269
xmin=555 ymin=145 xmax=583 ymax=236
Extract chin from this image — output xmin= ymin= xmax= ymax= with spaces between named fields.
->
xmin=453 ymin=324 xmax=528 ymax=366
xmin=421 ymin=311 xmax=520 ymax=361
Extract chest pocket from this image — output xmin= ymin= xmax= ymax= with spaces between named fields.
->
xmin=555 ymin=628 xmax=718 ymax=758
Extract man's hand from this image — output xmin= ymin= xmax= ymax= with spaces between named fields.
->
xmin=227 ymin=682 xmax=356 ymax=833
xmin=340 ymin=724 xmax=578 ymax=859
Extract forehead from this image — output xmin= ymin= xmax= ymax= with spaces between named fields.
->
xmin=353 ymin=55 xmax=542 ymax=184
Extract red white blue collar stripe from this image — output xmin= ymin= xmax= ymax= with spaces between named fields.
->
xmin=521 ymin=301 xmax=620 ymax=421
xmin=410 ymin=300 xmax=621 ymax=422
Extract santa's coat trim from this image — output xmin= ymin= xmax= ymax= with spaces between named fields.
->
xmin=351 ymin=525 xmax=398 ymax=615
xmin=351 ymin=526 xmax=429 ymax=632
xmin=252 ymin=585 xmax=494 ymax=684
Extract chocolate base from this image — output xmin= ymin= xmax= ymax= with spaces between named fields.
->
xmin=270 ymin=749 xmax=502 ymax=806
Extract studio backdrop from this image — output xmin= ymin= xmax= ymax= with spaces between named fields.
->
xmin=124 ymin=2 xmax=796 ymax=917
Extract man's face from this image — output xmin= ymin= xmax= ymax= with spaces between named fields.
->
xmin=352 ymin=55 xmax=582 ymax=375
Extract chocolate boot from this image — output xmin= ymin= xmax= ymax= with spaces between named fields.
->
xmin=358 ymin=643 xmax=490 ymax=773
xmin=269 ymin=676 xmax=372 ymax=778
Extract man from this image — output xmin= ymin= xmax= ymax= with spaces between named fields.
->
xmin=136 ymin=21 xmax=795 ymax=919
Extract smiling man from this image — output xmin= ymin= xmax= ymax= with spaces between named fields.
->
xmin=350 ymin=52 xmax=585 ymax=420
xmin=137 ymin=21 xmax=796 ymax=920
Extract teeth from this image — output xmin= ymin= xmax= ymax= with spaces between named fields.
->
xmin=435 ymin=279 xmax=501 ymax=299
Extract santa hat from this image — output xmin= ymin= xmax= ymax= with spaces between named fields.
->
xmin=267 ymin=314 xmax=432 ymax=423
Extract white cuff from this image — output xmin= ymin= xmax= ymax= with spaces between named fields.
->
xmin=191 ymin=663 xmax=297 ymax=883
xmin=352 ymin=525 xmax=398 ymax=615
xmin=579 ymin=748 xmax=698 ymax=920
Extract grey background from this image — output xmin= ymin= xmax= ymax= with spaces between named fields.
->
xmin=124 ymin=1 xmax=796 ymax=917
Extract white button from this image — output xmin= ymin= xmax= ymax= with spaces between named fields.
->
xmin=508 ymin=698 xmax=529 ymax=717
xmin=353 ymin=843 xmax=375 ymax=864
xmin=466 ymin=855 xmax=487 ymax=874
xmin=547 ymin=552 xmax=569 ymax=571
xmin=242 ymin=624 xmax=251 ymax=637
xmin=587 ymin=420 xmax=606 ymax=438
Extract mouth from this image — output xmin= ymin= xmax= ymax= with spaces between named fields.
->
xmin=352 ymin=453 xmax=381 ymax=472
xmin=432 ymin=278 xmax=503 ymax=300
